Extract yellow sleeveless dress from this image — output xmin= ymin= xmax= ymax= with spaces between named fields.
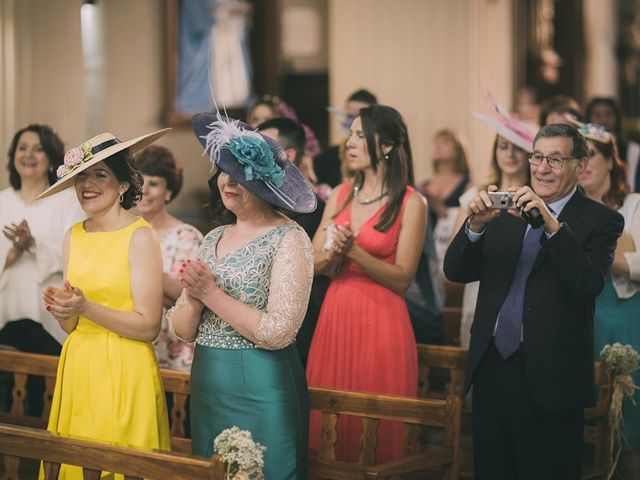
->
xmin=43 ymin=218 xmax=170 ymax=479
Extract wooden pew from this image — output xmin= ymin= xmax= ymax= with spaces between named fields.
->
xmin=308 ymin=388 xmax=461 ymax=480
xmin=0 ymin=349 xmax=193 ymax=477
xmin=417 ymin=344 xmax=467 ymax=399
xmin=0 ymin=423 xmax=224 ymax=480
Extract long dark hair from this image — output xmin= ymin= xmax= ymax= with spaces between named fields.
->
xmin=334 ymin=105 xmax=414 ymax=232
xmin=590 ymin=138 xmax=629 ymax=209
xmin=7 ymin=124 xmax=64 ymax=189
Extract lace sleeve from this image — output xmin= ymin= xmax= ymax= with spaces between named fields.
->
xmin=254 ymin=227 xmax=314 ymax=350
xmin=166 ymin=290 xmax=198 ymax=343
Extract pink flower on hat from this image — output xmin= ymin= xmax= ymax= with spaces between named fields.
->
xmin=63 ymin=147 xmax=84 ymax=167
xmin=57 ymin=142 xmax=93 ymax=179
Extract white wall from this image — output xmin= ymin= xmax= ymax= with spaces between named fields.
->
xmin=328 ymin=0 xmax=514 ymax=185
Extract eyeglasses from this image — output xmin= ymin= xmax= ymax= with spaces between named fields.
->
xmin=528 ymin=152 xmax=575 ymax=169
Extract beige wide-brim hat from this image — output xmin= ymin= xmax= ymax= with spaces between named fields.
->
xmin=37 ymin=128 xmax=171 ymax=200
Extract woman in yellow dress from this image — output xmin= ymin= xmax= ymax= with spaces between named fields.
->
xmin=39 ymin=129 xmax=171 ymax=479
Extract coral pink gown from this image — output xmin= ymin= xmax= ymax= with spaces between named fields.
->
xmin=306 ymin=183 xmax=418 ymax=463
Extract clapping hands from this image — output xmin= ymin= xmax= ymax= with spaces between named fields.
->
xmin=326 ymin=222 xmax=355 ymax=257
xmin=3 ymin=220 xmax=34 ymax=252
xmin=179 ymin=259 xmax=218 ymax=303
xmin=43 ymin=280 xmax=86 ymax=322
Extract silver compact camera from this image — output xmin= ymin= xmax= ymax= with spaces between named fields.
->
xmin=487 ymin=191 xmax=515 ymax=209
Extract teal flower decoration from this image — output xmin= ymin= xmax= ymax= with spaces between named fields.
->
xmin=229 ymin=136 xmax=284 ymax=187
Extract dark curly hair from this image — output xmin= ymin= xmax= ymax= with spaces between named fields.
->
xmin=7 ymin=124 xmax=64 ymax=189
xmin=134 ymin=145 xmax=184 ymax=202
xmin=103 ymin=149 xmax=143 ymax=209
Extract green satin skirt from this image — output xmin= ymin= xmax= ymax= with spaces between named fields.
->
xmin=190 ymin=344 xmax=309 ymax=479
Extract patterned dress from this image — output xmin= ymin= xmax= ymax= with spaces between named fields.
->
xmin=153 ymin=223 xmax=203 ymax=370
xmin=170 ymin=221 xmax=313 ymax=479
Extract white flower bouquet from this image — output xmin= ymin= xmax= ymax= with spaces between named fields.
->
xmin=214 ymin=427 xmax=266 ymax=480
xmin=599 ymin=343 xmax=639 ymax=480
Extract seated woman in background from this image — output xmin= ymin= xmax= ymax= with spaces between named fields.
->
xmin=41 ymin=128 xmax=171 ymax=479
xmin=577 ymin=122 xmax=640 ymax=480
xmin=0 ymin=124 xmax=85 ymax=414
xmin=307 ymin=105 xmax=426 ymax=462
xmin=169 ymin=113 xmax=316 ymax=479
xmin=135 ymin=145 xmax=203 ymax=371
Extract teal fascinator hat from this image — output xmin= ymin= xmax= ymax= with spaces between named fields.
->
xmin=192 ymin=112 xmax=317 ymax=214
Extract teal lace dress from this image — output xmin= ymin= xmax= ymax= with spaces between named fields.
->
xmin=178 ymin=222 xmax=313 ymax=479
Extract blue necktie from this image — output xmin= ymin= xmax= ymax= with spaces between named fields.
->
xmin=494 ymin=225 xmax=544 ymax=358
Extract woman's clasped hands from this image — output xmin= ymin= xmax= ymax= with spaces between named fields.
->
xmin=43 ymin=280 xmax=86 ymax=322
xmin=179 ymin=259 xmax=218 ymax=303
xmin=330 ymin=222 xmax=355 ymax=257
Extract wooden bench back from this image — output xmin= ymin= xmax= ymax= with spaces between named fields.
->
xmin=417 ymin=344 xmax=467 ymax=399
xmin=308 ymin=387 xmax=461 ymax=480
xmin=0 ymin=423 xmax=224 ymax=480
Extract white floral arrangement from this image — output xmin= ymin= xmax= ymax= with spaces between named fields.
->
xmin=213 ymin=427 xmax=266 ymax=480
xmin=599 ymin=343 xmax=639 ymax=480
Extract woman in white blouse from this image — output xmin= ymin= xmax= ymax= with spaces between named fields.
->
xmin=578 ymin=122 xmax=640 ymax=479
xmin=0 ymin=125 xmax=85 ymax=358
xmin=0 ymin=124 xmax=84 ymax=415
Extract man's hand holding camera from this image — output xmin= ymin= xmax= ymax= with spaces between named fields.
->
xmin=467 ymin=185 xmax=560 ymax=234
xmin=467 ymin=185 xmax=502 ymax=233
xmin=511 ymin=186 xmax=561 ymax=234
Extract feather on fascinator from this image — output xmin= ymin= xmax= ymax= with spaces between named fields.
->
xmin=473 ymin=91 xmax=536 ymax=153
xmin=564 ymin=114 xmax=613 ymax=145
xmin=192 ymin=111 xmax=317 ymax=214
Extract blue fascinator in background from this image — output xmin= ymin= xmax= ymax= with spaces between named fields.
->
xmin=192 ymin=112 xmax=317 ymax=214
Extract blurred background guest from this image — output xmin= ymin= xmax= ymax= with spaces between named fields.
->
xmin=585 ymin=96 xmax=640 ymax=192
xmin=135 ymin=145 xmax=203 ymax=371
xmin=578 ymin=122 xmax=640 ymax=480
xmin=258 ymin=116 xmax=327 ymax=366
xmin=420 ymin=128 xmax=472 ymax=309
xmin=0 ymin=124 xmax=85 ymax=414
xmin=538 ymin=94 xmax=583 ymax=126
xmin=315 ymin=89 xmax=378 ymax=191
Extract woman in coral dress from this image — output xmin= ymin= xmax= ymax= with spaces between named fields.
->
xmin=40 ymin=129 xmax=171 ymax=479
xmin=307 ymin=105 xmax=427 ymax=463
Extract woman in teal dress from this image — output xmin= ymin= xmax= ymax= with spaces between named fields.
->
xmin=168 ymin=113 xmax=317 ymax=479
xmin=578 ymin=121 xmax=640 ymax=479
